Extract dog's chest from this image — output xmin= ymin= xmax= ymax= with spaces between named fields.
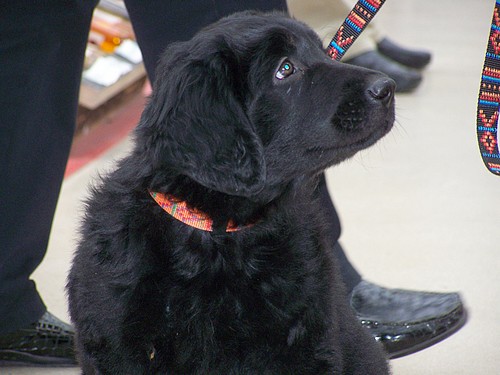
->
xmin=146 ymin=219 xmax=334 ymax=369
xmin=163 ymin=226 xmax=323 ymax=314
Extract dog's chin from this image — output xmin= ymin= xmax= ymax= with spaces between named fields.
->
xmin=345 ymin=119 xmax=394 ymax=151
xmin=306 ymin=119 xmax=394 ymax=167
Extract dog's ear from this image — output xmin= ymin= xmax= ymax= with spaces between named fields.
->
xmin=137 ymin=40 xmax=266 ymax=197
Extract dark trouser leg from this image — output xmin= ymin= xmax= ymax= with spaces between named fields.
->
xmin=0 ymin=0 xmax=97 ymax=335
xmin=125 ymin=0 xmax=361 ymax=293
xmin=124 ymin=0 xmax=288 ymax=83
xmin=317 ymin=174 xmax=361 ymax=293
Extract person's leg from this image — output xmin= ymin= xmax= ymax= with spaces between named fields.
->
xmin=320 ymin=173 xmax=466 ymax=359
xmin=0 ymin=0 xmax=97 ymax=365
xmin=125 ymin=0 xmax=360 ymax=294
xmin=125 ymin=0 xmax=362 ymax=296
xmin=317 ymin=174 xmax=362 ymax=292
xmin=287 ymin=0 xmax=425 ymax=92
xmin=287 ymin=0 xmax=376 ymax=56
xmin=128 ymin=0 xmax=465 ymax=360
xmin=125 ymin=0 xmax=288 ymax=83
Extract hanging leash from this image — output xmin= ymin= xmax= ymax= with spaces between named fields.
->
xmin=328 ymin=0 xmax=499 ymax=175
xmin=477 ymin=0 xmax=500 ymax=176
xmin=326 ymin=0 xmax=387 ymax=61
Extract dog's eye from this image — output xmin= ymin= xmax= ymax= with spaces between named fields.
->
xmin=275 ymin=60 xmax=295 ymax=80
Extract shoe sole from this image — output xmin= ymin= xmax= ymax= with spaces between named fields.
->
xmin=0 ymin=308 xmax=467 ymax=366
xmin=0 ymin=350 xmax=77 ymax=367
xmin=388 ymin=306 xmax=468 ymax=360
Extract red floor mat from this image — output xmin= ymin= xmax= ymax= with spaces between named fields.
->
xmin=64 ymin=86 xmax=149 ymax=178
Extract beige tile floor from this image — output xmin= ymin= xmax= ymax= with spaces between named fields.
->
xmin=4 ymin=0 xmax=500 ymax=374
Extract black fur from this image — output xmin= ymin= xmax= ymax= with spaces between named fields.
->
xmin=68 ymin=11 xmax=394 ymax=374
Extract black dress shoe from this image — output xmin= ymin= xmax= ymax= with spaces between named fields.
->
xmin=377 ymin=37 xmax=432 ymax=70
xmin=350 ymin=281 xmax=467 ymax=359
xmin=345 ymin=50 xmax=422 ymax=93
xmin=0 ymin=311 xmax=77 ymax=366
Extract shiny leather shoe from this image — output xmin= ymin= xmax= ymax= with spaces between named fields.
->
xmin=377 ymin=37 xmax=432 ymax=70
xmin=345 ymin=50 xmax=422 ymax=93
xmin=350 ymin=281 xmax=467 ymax=359
xmin=0 ymin=311 xmax=77 ymax=366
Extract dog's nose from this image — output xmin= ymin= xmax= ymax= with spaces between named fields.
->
xmin=366 ymin=78 xmax=395 ymax=107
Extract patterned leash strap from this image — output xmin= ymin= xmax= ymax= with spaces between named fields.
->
xmin=477 ymin=0 xmax=500 ymax=175
xmin=326 ymin=0 xmax=387 ymax=61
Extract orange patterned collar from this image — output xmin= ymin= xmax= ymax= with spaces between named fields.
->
xmin=149 ymin=191 xmax=252 ymax=232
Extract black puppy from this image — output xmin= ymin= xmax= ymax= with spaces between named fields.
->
xmin=68 ymin=11 xmax=395 ymax=375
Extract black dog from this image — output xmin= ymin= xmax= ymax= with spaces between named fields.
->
xmin=68 ymin=11 xmax=395 ymax=374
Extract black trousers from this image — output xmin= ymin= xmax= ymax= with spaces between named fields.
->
xmin=0 ymin=0 xmax=359 ymax=335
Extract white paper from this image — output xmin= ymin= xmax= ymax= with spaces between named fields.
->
xmin=83 ymin=55 xmax=133 ymax=86
xmin=115 ymin=39 xmax=143 ymax=64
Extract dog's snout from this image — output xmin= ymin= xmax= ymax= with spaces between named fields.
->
xmin=366 ymin=78 xmax=395 ymax=106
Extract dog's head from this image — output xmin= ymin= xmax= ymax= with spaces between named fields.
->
xmin=135 ymin=11 xmax=395 ymax=200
